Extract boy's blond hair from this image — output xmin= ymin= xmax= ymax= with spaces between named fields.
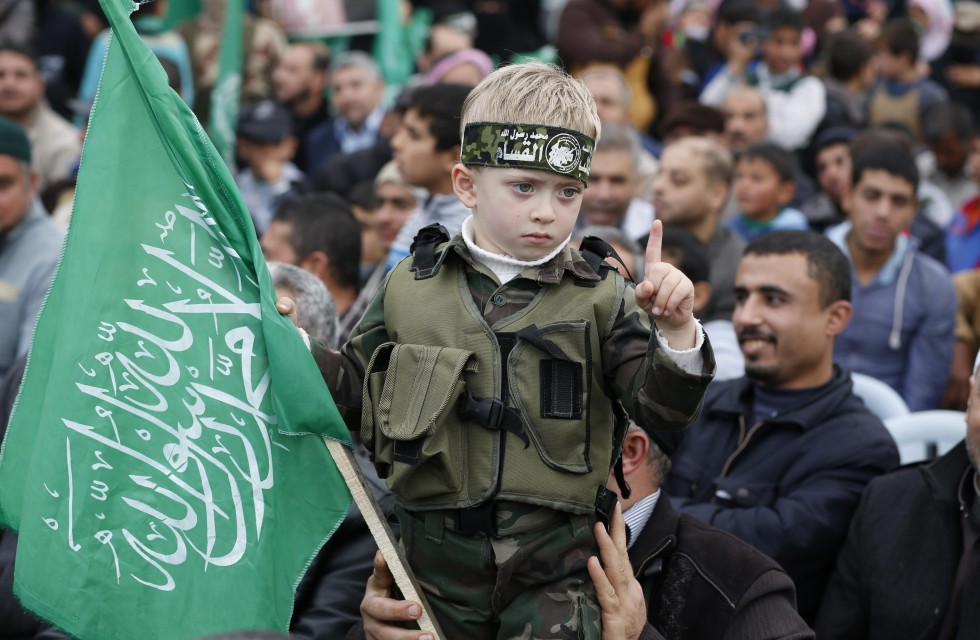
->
xmin=460 ymin=62 xmax=601 ymax=140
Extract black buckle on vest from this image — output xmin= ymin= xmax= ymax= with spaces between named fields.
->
xmin=595 ymin=485 xmax=618 ymax=531
xmin=458 ymin=391 xmax=505 ymax=428
xmin=455 ymin=501 xmax=497 ymax=537
xmin=458 ymin=391 xmax=531 ymax=448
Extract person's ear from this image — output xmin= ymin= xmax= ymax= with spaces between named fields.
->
xmin=452 ymin=163 xmax=477 ymax=208
xmin=299 ymin=250 xmax=330 ymax=279
xmin=709 ymin=179 xmax=729 ymax=213
xmin=619 ymin=429 xmax=650 ymax=477
xmin=825 ymin=300 xmax=853 ymax=337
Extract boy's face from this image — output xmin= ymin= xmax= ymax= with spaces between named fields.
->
xmin=762 ymin=27 xmax=802 ymax=75
xmin=454 ymin=166 xmax=584 ymax=261
xmin=843 ymin=168 xmax=917 ymax=257
xmin=873 ymin=49 xmax=905 ymax=80
xmin=733 ymin=156 xmax=794 ymax=220
xmin=391 ymin=108 xmax=456 ymax=191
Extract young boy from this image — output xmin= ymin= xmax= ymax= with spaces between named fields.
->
xmin=385 ymin=83 xmax=474 ymax=269
xmin=307 ymin=62 xmax=714 ymax=639
xmin=866 ymin=19 xmax=948 ymax=146
xmin=728 ymin=142 xmax=808 ymax=242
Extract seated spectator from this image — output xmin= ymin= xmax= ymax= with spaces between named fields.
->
xmin=0 ymin=117 xmax=61 ymax=381
xmin=0 ymin=45 xmax=79 ymax=193
xmin=260 ymin=194 xmax=361 ymax=337
xmin=819 ymin=29 xmax=875 ymax=131
xmin=728 ymin=143 xmax=808 ymax=242
xmin=946 ymin=134 xmax=980 ymax=274
xmin=720 ymin=85 xmax=769 ymax=154
xmin=801 ymin=127 xmax=856 ymax=232
xmin=343 ymin=161 xmax=419 ymax=343
xmin=827 ymin=139 xmax=956 ymax=411
xmin=866 ymin=19 xmax=948 ymax=147
xmin=660 ymin=225 xmax=744 ymax=381
xmin=663 ymin=230 xmax=900 ymax=622
xmin=920 ymin=101 xmax=978 ymax=212
xmin=815 ymin=349 xmax=980 ymax=639
xmin=652 ymin=136 xmax=743 ymax=323
xmin=272 ymin=42 xmax=331 ymax=174
xmin=306 ymin=52 xmax=387 ymax=175
xmin=384 ymin=83 xmax=472 ymax=269
xmin=578 ymin=123 xmax=653 ymax=242
xmin=234 ymin=100 xmax=304 ymax=235
xmin=701 ymin=7 xmax=827 ymax=152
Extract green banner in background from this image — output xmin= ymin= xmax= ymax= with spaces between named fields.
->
xmin=0 ymin=0 xmax=352 ymax=638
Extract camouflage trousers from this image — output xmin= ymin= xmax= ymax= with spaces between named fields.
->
xmin=396 ymin=502 xmax=602 ymax=640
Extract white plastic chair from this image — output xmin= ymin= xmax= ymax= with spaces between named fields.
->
xmin=850 ymin=372 xmax=911 ymax=422
xmin=884 ymin=410 xmax=966 ymax=464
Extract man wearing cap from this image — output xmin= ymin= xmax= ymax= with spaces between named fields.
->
xmin=234 ymin=99 xmax=305 ymax=235
xmin=0 ymin=115 xmax=63 ymax=380
xmin=816 ymin=350 xmax=980 ymax=638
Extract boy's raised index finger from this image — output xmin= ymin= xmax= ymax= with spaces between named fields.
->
xmin=645 ymin=219 xmax=663 ymax=269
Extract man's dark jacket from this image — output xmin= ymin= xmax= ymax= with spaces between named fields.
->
xmin=663 ymin=368 xmax=900 ymax=621
xmin=634 ymin=492 xmax=814 ymax=640
xmin=815 ymin=441 xmax=979 ymax=640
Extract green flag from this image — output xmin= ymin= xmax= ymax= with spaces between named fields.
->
xmin=373 ymin=0 xmax=413 ymax=88
xmin=0 ymin=0 xmax=352 ymax=637
xmin=208 ymin=0 xmax=242 ymax=167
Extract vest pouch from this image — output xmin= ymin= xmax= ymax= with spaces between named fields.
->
xmin=508 ymin=320 xmax=592 ymax=474
xmin=361 ymin=342 xmax=477 ymax=502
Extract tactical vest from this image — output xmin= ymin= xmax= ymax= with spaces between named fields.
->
xmin=360 ymin=243 xmax=628 ymax=515
xmin=868 ymin=85 xmax=924 ymax=144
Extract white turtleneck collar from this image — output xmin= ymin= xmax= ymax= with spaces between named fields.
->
xmin=461 ymin=216 xmax=571 ymax=284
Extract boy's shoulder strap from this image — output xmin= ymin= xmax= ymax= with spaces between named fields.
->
xmin=579 ymin=235 xmax=635 ymax=283
xmin=409 ymin=223 xmax=452 ymax=280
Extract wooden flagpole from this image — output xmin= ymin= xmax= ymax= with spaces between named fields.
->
xmin=324 ymin=438 xmax=445 ymax=639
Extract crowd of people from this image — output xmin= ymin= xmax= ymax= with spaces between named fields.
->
xmin=1 ymin=0 xmax=980 ymax=638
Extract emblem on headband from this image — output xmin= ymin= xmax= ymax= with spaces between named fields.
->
xmin=546 ymin=133 xmax=582 ymax=174
xmin=461 ymin=122 xmax=595 ymax=186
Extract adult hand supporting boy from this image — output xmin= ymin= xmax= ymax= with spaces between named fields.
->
xmin=634 ymin=220 xmax=697 ymax=350
xmin=589 ymin=502 xmax=647 ymax=640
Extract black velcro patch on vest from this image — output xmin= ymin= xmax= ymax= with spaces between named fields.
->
xmin=540 ymin=359 xmax=582 ymax=419
xmin=393 ymin=439 xmax=423 ymax=465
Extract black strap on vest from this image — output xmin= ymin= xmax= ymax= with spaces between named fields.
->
xmin=458 ymin=391 xmax=530 ymax=448
xmin=595 ymin=485 xmax=619 ymax=530
xmin=579 ymin=235 xmax=635 ymax=283
xmin=409 ymin=223 xmax=451 ymax=280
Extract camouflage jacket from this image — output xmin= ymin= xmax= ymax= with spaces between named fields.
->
xmin=312 ymin=235 xmax=715 ymax=510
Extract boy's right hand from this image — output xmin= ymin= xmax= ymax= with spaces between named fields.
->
xmin=635 ymin=221 xmax=697 ymax=350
